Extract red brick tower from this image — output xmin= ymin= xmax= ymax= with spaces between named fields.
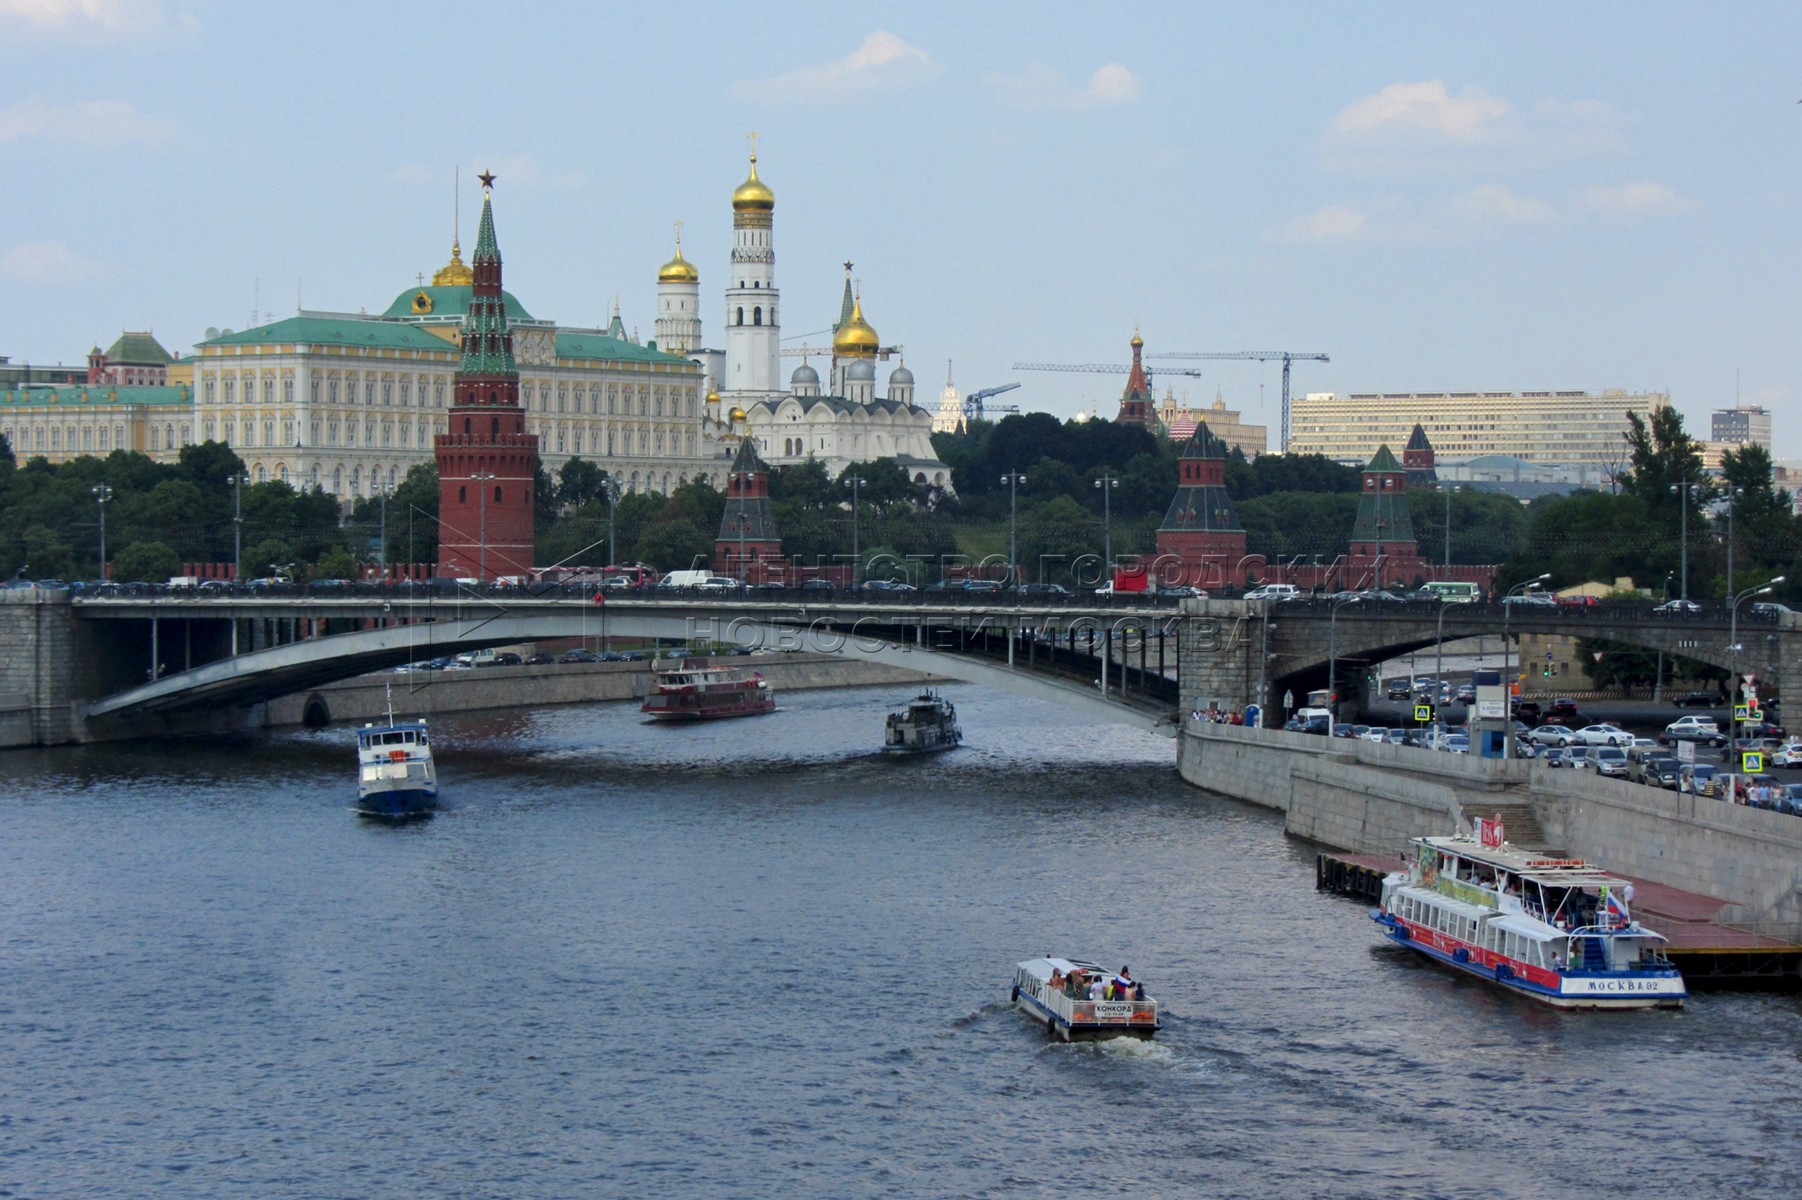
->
xmin=713 ymin=436 xmax=784 ymax=580
xmin=435 ymin=173 xmax=540 ymax=580
xmin=1155 ymin=421 xmax=1247 ymax=583
xmin=1114 ymin=332 xmax=1160 ymax=432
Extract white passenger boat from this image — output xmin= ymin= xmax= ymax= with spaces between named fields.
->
xmin=1372 ymin=829 xmax=1686 ymax=1008
xmin=355 ymin=688 xmax=437 ymax=819
xmin=1011 ymin=957 xmax=1161 ymax=1040
xmin=882 ymin=690 xmax=962 ymax=755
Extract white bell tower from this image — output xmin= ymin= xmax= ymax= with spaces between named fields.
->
xmin=724 ymin=136 xmax=780 ymax=400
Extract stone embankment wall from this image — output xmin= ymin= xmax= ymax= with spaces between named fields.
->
xmin=1180 ymin=721 xmax=1802 ymax=938
xmin=261 ymin=654 xmax=933 ymax=728
xmin=0 ymin=590 xmax=77 ymax=748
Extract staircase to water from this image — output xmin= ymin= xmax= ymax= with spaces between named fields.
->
xmin=1465 ymin=801 xmax=1558 ymax=854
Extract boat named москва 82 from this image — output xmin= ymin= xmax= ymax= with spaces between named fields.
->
xmin=1372 ymin=826 xmax=1686 ymax=1008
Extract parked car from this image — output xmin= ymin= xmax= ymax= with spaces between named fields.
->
xmin=557 ymin=648 xmax=600 ymax=664
xmin=1243 ymin=583 xmax=1302 ymax=601
xmin=1662 ymin=715 xmax=1727 ymax=747
xmin=1155 ymin=585 xmax=1206 ymax=598
xmin=1750 ymin=601 xmax=1793 ymax=618
xmin=1332 ymin=723 xmax=1356 ymax=738
xmin=1680 ymin=763 xmax=1720 ymax=797
xmin=1361 ymin=727 xmax=1392 ymax=743
xmin=479 ymin=652 xmax=523 ymax=667
xmin=1527 ymin=724 xmax=1577 ymax=747
xmin=1502 ymin=591 xmax=1556 ymax=607
xmin=1512 ymin=699 xmax=1542 ymax=725
xmin=1654 ymin=598 xmax=1704 ymax=614
xmin=524 ymin=652 xmax=556 ymax=665
xmin=1769 ymin=738 xmax=1802 ymax=768
xmin=1541 ymin=746 xmax=1568 ymax=768
xmin=1443 ymin=734 xmax=1470 ymax=754
xmin=1672 ymin=691 xmax=1721 ymax=708
xmin=1629 ymin=753 xmax=1681 ymax=787
xmin=799 ymin=579 xmax=837 ymax=592
xmin=1013 ymin=582 xmax=1073 ymax=598
xmin=1776 ymin=784 xmax=1802 ymax=816
xmin=1564 ymin=746 xmax=1593 ymax=770
xmin=1575 ymin=724 xmax=1633 ymax=747
xmin=1588 ymin=746 xmax=1630 ymax=777
xmin=1738 ymin=718 xmax=1787 ymax=740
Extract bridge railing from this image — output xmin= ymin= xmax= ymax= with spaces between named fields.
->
xmin=1269 ymin=595 xmax=1771 ymax=627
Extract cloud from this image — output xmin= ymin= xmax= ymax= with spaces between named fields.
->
xmin=1580 ymin=181 xmax=1695 ymax=216
xmin=1320 ymin=80 xmax=1629 ymax=174
xmin=0 ymin=0 xmax=178 ymax=37
xmin=0 ymin=239 xmax=106 ymax=285
xmin=0 ymin=97 xmax=178 ymax=146
xmin=1453 ymin=183 xmax=1555 ymax=223
xmin=987 ymin=62 xmax=1142 ymax=112
xmin=1329 ymin=80 xmax=1512 ymax=143
xmin=1274 ymin=204 xmax=1369 ymax=243
xmin=731 ymin=31 xmax=942 ymax=104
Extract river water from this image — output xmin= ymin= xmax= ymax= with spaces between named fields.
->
xmin=1 ymin=683 xmax=1797 ymax=1199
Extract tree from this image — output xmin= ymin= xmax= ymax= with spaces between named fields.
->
xmin=311 ymin=547 xmax=359 ymax=581
xmin=632 ymin=517 xmax=713 ymax=572
xmin=245 ymin=538 xmax=298 ymax=580
xmin=112 ymin=541 xmax=182 ymax=583
xmin=1619 ymin=407 xmax=1709 ymax=513
xmin=556 ymin=456 xmax=609 ymax=509
xmin=390 ymin=463 xmax=439 ymax=564
xmin=1016 ymin=495 xmax=1099 ymax=584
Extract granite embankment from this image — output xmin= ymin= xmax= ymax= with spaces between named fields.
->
xmin=262 ymin=653 xmax=933 ymax=728
xmin=1179 ymin=721 xmax=1802 ymax=938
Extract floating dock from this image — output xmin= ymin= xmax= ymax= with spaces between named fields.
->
xmin=1317 ymin=850 xmax=1802 ymax=987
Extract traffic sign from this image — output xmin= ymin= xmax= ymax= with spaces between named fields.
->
xmin=1743 ymin=751 xmax=1765 ymax=773
xmin=1414 ymin=703 xmax=1433 ymax=723
xmin=1735 ymin=704 xmax=1751 ymax=722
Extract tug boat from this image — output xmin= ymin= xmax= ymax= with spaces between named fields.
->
xmin=1011 ymin=957 xmax=1161 ymax=1041
xmin=882 ymin=690 xmax=962 ymax=755
xmin=355 ymin=689 xmax=437 ymax=819
xmin=640 ymin=657 xmax=776 ymax=721
xmin=1372 ymin=826 xmax=1686 ymax=1009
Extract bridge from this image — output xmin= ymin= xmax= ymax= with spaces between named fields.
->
xmin=1 ymin=586 xmax=1794 ymax=747
xmin=3 ymin=589 xmax=1187 ymax=745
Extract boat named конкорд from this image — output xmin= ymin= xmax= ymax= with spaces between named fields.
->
xmin=1011 ymin=957 xmax=1161 ymax=1040
xmin=1372 ymin=822 xmax=1686 ymax=1009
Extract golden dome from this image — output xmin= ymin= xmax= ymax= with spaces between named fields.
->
xmin=658 ymin=227 xmax=698 ymax=283
xmin=732 ymin=154 xmax=775 ymax=211
xmin=1130 ymin=331 xmax=1144 ymax=350
xmin=728 ymin=405 xmax=748 ymax=423
xmin=706 ymin=390 xmax=721 ymax=405
xmin=833 ymin=296 xmax=879 ymax=357
xmin=432 ymin=238 xmax=474 ymax=287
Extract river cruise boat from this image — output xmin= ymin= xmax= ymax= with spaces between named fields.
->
xmin=1372 ymin=829 xmax=1686 ymax=1008
xmin=355 ymin=694 xmax=437 ymax=819
xmin=641 ymin=658 xmax=776 ymax=721
xmin=882 ymin=690 xmax=962 ymax=755
xmin=1011 ymin=957 xmax=1161 ymax=1041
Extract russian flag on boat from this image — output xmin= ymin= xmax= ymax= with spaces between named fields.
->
xmin=1604 ymin=888 xmax=1629 ymax=926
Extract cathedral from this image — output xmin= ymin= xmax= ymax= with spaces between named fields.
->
xmin=655 ymin=147 xmax=952 ymax=491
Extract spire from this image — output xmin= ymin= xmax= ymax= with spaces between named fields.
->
xmin=946 ymin=359 xmax=954 ymax=387
xmin=1124 ymin=330 xmax=1151 ymax=400
xmin=836 ymin=262 xmax=855 ymax=330
xmin=455 ymin=173 xmax=515 ymax=378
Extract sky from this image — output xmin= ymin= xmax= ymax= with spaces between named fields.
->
xmin=4 ymin=0 xmax=1802 ymax=455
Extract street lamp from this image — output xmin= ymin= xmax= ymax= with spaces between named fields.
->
xmin=1723 ymin=486 xmax=1744 ymax=601
xmin=1441 ymin=484 xmax=1463 ymax=569
xmin=471 ymin=470 xmax=496 ymax=582
xmin=1502 ymin=573 xmax=1552 ymax=758
xmin=845 ymin=475 xmax=866 ymax=586
xmin=1001 ymin=471 xmax=1026 ymax=585
xmin=228 ymin=468 xmax=250 ymax=580
xmin=1669 ymin=482 xmax=1696 ymax=602
xmin=1328 ymin=594 xmax=1361 ymax=721
xmin=90 ymin=484 xmax=113 ymax=580
xmin=375 ymin=482 xmax=392 ymax=581
xmin=602 ymin=475 xmax=620 ymax=567
xmin=1729 ymin=575 xmax=1784 ymax=743
xmin=1094 ymin=474 xmax=1119 ymax=576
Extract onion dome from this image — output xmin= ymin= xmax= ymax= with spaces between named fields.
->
xmin=888 ymin=363 xmax=914 ymax=387
xmin=706 ymin=390 xmax=721 ymax=405
xmin=845 ymin=359 xmax=876 ymax=383
xmin=790 ymin=362 xmax=820 ymax=387
xmin=729 ymin=405 xmax=748 ymax=423
xmin=1131 ymin=331 xmax=1144 ymax=350
xmin=833 ymin=296 xmax=880 ymax=357
xmin=732 ymin=153 xmax=775 ymax=212
xmin=432 ymin=237 xmax=474 ymax=287
xmin=658 ymin=231 xmax=698 ymax=283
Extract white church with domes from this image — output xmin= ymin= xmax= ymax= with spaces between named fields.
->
xmin=653 ymin=147 xmax=952 ymax=492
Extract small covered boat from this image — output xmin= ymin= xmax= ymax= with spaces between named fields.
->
xmin=1011 ymin=957 xmax=1161 ymax=1041
xmin=355 ymin=689 xmax=437 ymax=819
xmin=641 ymin=657 xmax=776 ymax=721
xmin=882 ymin=689 xmax=962 ymax=755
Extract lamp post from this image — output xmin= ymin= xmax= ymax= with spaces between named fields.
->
xmin=229 ymin=471 xmax=250 ymax=582
xmin=845 ymin=475 xmax=865 ymax=586
xmin=1441 ymin=484 xmax=1462 ymax=568
xmin=603 ymin=476 xmax=620 ymax=567
xmin=1729 ymin=575 xmax=1784 ymax=744
xmin=375 ymin=482 xmax=391 ymax=582
xmin=1095 ymin=474 xmax=1119 ymax=574
xmin=1503 ymin=573 xmax=1552 ymax=758
xmin=1328 ymin=594 xmax=1361 ymax=721
xmin=1669 ymin=481 xmax=1695 ymax=602
xmin=1724 ymin=486 xmax=1743 ymax=602
xmin=1001 ymin=471 xmax=1026 ymax=585
xmin=472 ymin=470 xmax=496 ymax=582
xmin=90 ymin=484 xmax=112 ymax=580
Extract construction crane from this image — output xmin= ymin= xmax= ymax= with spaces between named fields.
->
xmin=961 ymin=383 xmax=1021 ymax=423
xmin=1144 ymin=351 xmax=1329 ymax=453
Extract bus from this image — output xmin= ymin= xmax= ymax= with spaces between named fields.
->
xmin=1423 ymin=581 xmax=1482 ymax=604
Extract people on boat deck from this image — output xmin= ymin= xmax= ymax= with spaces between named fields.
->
xmin=1088 ymin=977 xmax=1106 ymax=1001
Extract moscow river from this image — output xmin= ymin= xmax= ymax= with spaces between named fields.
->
xmin=1 ymin=682 xmax=1797 ymax=1198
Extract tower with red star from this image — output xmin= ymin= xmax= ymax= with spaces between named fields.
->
xmin=435 ymin=173 xmax=540 ymax=580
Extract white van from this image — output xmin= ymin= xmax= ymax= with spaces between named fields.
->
xmin=1244 ymin=583 xmax=1301 ymax=602
xmin=656 ymin=569 xmax=716 ymax=589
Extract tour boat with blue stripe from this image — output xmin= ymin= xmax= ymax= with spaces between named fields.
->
xmin=1372 ymin=828 xmax=1685 ymax=1008
xmin=1011 ymin=957 xmax=1161 ymax=1040
xmin=355 ymin=689 xmax=437 ymax=819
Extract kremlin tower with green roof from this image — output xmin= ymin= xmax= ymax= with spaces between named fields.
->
xmin=435 ymin=173 xmax=540 ymax=581
xmin=1155 ymin=420 xmax=1246 ymax=583
xmin=1347 ymin=443 xmax=1424 ymax=585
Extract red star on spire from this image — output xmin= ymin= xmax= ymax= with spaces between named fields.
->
xmin=478 ymin=170 xmax=496 ymax=191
